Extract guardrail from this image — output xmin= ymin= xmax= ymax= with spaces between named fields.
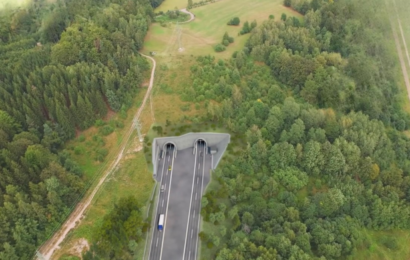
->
xmin=143 ymin=182 xmax=159 ymax=260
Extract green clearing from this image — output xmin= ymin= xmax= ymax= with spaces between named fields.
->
xmin=387 ymin=0 xmax=410 ymax=113
xmin=155 ymin=0 xmax=189 ymax=12
xmin=144 ymin=0 xmax=302 ymax=59
xmin=155 ymin=12 xmax=190 ymax=23
xmin=0 ymin=0 xmax=30 ymax=9
xmin=394 ymin=0 xmax=410 ymax=59
xmin=349 ymin=229 xmax=410 ymax=260
xmin=55 ymin=152 xmax=154 ymax=259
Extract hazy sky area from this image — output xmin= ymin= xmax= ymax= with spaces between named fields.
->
xmin=0 ymin=0 xmax=30 ymax=10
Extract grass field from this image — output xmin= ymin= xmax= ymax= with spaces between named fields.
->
xmin=393 ymin=0 xmax=410 ymax=58
xmin=0 ymin=0 xmax=30 ymax=9
xmin=144 ymin=0 xmax=302 ymax=59
xmin=54 ymin=152 xmax=154 ymax=259
xmin=387 ymin=0 xmax=410 ymax=113
xmin=349 ymin=229 xmax=410 ymax=260
xmin=155 ymin=0 xmax=188 ymax=12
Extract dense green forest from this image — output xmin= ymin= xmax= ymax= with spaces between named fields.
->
xmin=182 ymin=0 xmax=410 ymax=259
xmin=83 ymin=196 xmax=147 ymax=259
xmin=0 ymin=0 xmax=158 ymax=258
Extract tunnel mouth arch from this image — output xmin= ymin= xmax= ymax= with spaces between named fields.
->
xmin=194 ymin=138 xmax=207 ymax=154
xmin=194 ymin=138 xmax=207 ymax=147
xmin=162 ymin=141 xmax=177 ymax=151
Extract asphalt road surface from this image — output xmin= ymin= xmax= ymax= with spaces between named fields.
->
xmin=149 ymin=147 xmax=176 ymax=260
xmin=149 ymin=144 xmax=212 ymax=260
xmin=182 ymin=143 xmax=211 ymax=260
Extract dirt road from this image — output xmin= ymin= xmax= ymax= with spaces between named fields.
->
xmin=38 ymin=53 xmax=156 ymax=259
xmin=179 ymin=9 xmax=195 ymax=24
xmin=388 ymin=0 xmax=410 ymax=102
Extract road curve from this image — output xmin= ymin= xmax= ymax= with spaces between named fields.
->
xmin=179 ymin=9 xmax=195 ymax=24
xmin=38 ymin=52 xmax=156 ymax=259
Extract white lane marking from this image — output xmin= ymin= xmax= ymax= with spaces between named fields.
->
xmin=191 ymin=229 xmax=193 ymax=238
xmin=194 ymin=145 xmax=207 ymax=260
xmin=162 ymin=199 xmax=164 ymax=207
xmin=197 ymin=177 xmax=199 ymax=184
xmin=156 ymin=237 xmax=159 ymax=247
xmin=198 ymin=163 xmax=200 ymax=169
xmin=148 ymin=148 xmax=168 ymax=260
xmin=193 ymin=210 xmax=196 ymax=219
xmin=182 ymin=145 xmax=199 ymax=260
xmin=159 ymin=149 xmax=176 ymax=260
xmin=168 ymin=156 xmax=170 ymax=162
xmin=195 ymin=193 xmax=197 ymax=200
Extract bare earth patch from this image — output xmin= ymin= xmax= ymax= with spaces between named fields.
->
xmin=69 ymin=238 xmax=90 ymax=258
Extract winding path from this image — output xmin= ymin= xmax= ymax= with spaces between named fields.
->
xmin=38 ymin=53 xmax=156 ymax=259
xmin=179 ymin=8 xmax=195 ymax=24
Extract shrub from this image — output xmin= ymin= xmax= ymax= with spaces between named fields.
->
xmin=95 ymin=148 xmax=108 ymax=162
xmin=227 ymin=17 xmax=240 ymax=26
xmin=379 ymin=236 xmax=399 ymax=250
xmin=281 ymin=13 xmax=287 ymax=21
xmin=115 ymin=121 xmax=124 ymax=128
xmin=269 ymin=14 xmax=275 ymax=19
xmin=99 ymin=125 xmax=114 ymax=136
xmin=180 ymin=104 xmax=191 ymax=111
xmin=222 ymin=32 xmax=234 ymax=46
xmin=74 ymin=146 xmax=85 ymax=155
xmin=284 ymin=0 xmax=292 ymax=7
xmin=77 ymin=135 xmax=86 ymax=142
xmin=94 ymin=119 xmax=105 ymax=127
xmin=239 ymin=20 xmax=256 ymax=35
xmin=214 ymin=44 xmax=226 ymax=52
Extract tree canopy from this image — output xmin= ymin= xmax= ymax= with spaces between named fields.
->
xmin=184 ymin=1 xmax=410 ymax=258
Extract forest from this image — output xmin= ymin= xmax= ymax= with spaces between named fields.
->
xmin=83 ymin=196 xmax=147 ymax=259
xmin=182 ymin=0 xmax=410 ymax=259
xmin=0 ymin=0 xmax=158 ymax=258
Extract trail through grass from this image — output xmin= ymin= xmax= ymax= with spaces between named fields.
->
xmin=144 ymin=0 xmax=302 ymax=59
xmin=54 ymin=152 xmax=154 ymax=259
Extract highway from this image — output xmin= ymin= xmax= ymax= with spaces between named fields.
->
xmin=182 ymin=141 xmax=208 ymax=260
xmin=148 ymin=146 xmax=176 ymax=260
xmin=149 ymin=140 xmax=211 ymax=260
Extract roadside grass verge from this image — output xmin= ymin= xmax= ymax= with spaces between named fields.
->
xmin=54 ymin=152 xmax=154 ymax=259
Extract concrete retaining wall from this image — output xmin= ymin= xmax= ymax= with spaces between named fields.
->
xmin=152 ymin=133 xmax=230 ymax=176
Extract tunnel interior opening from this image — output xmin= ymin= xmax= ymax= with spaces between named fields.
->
xmin=196 ymin=139 xmax=207 ymax=154
xmin=165 ymin=143 xmax=175 ymax=151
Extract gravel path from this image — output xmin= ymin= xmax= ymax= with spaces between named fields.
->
xmin=389 ymin=0 xmax=410 ymax=102
xmin=179 ymin=8 xmax=195 ymax=24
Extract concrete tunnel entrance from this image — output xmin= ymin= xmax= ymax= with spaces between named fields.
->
xmin=162 ymin=142 xmax=177 ymax=158
xmin=194 ymin=138 xmax=207 ymax=154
